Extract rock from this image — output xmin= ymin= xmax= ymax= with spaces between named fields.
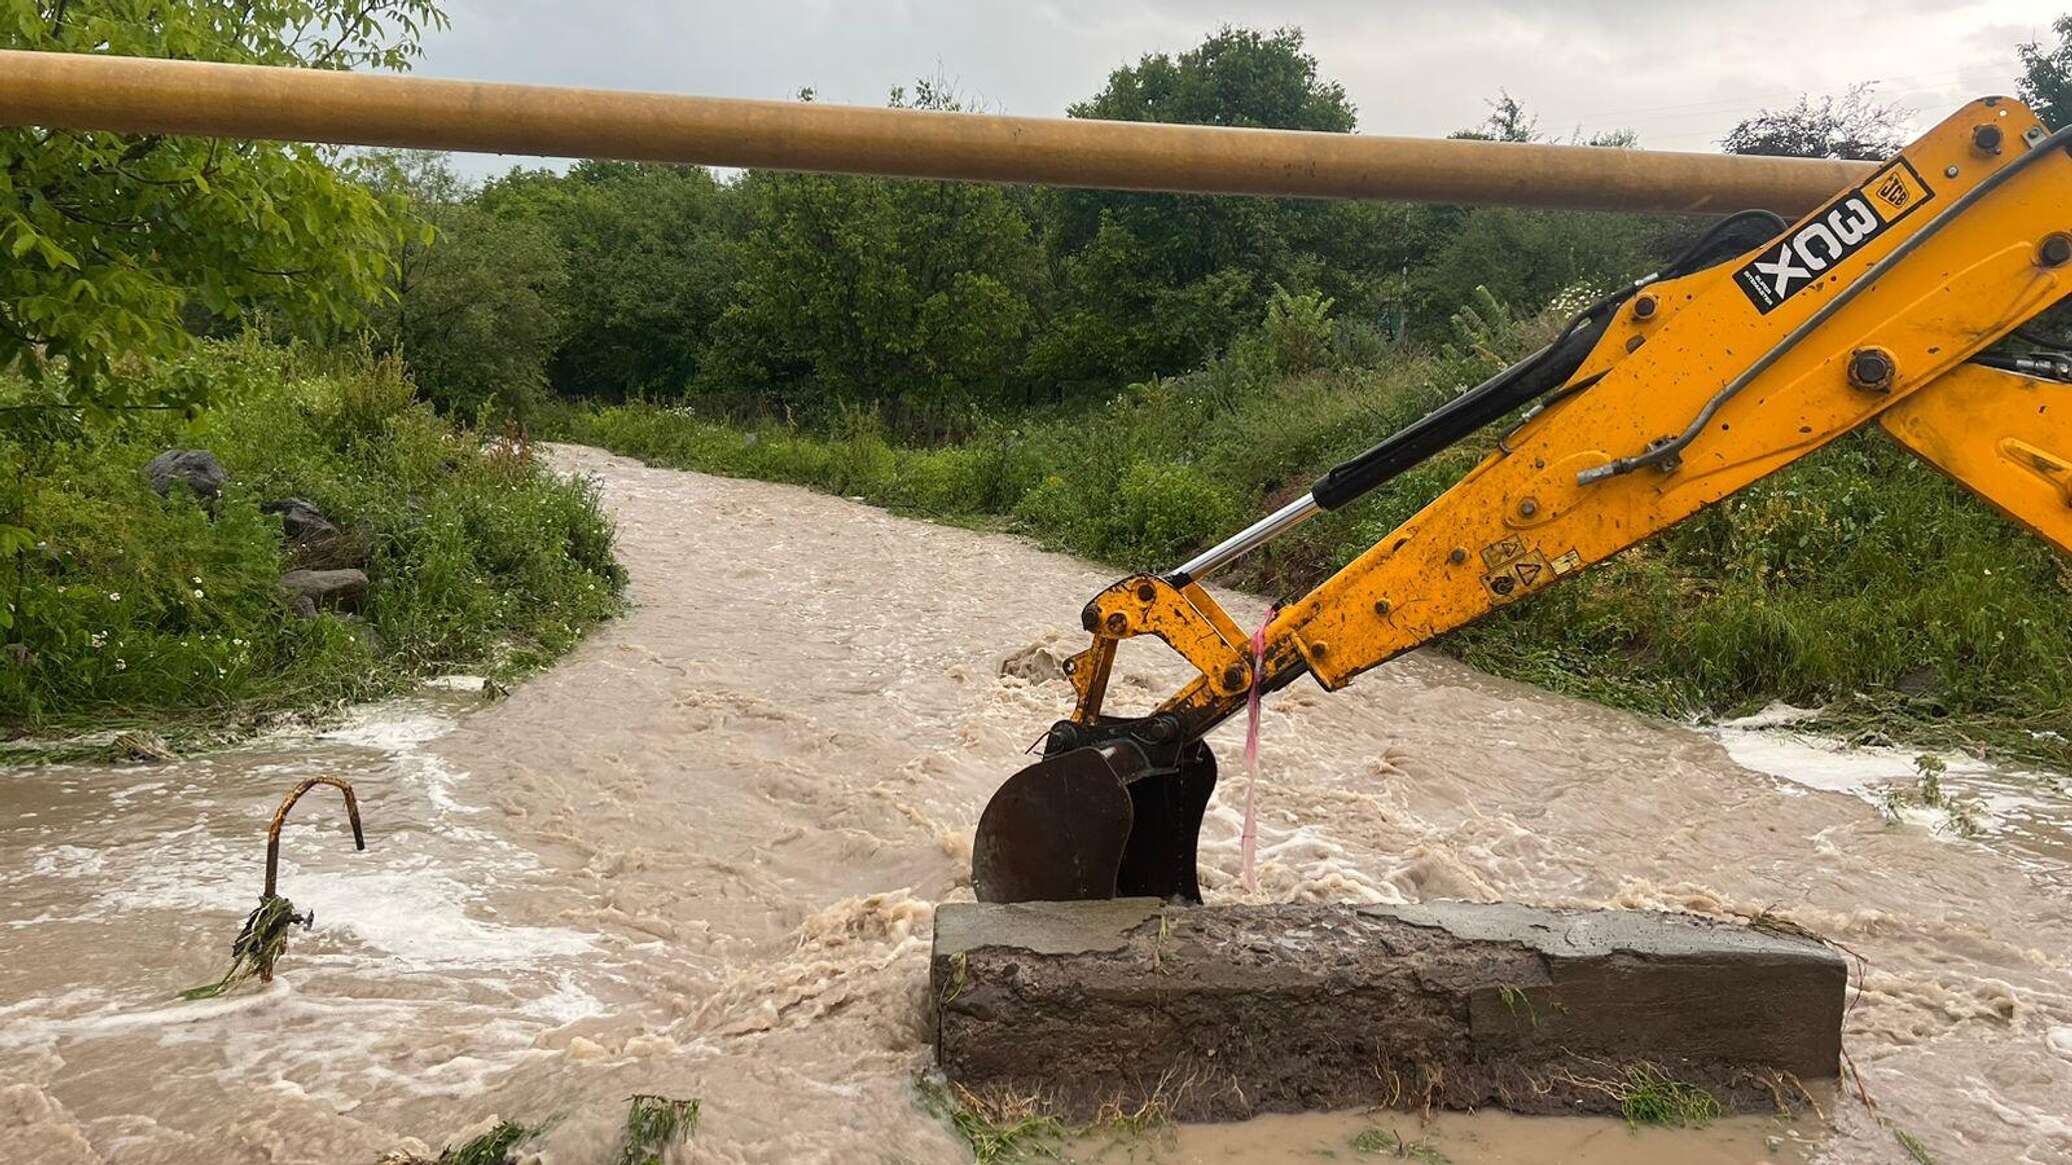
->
xmin=259 ymin=498 xmax=339 ymax=544
xmin=279 ymin=568 xmax=368 ymax=614
xmin=285 ymin=591 xmax=319 ymax=620
xmin=932 ymin=899 xmax=1846 ymax=1123
xmin=260 ymin=498 xmax=364 ymax=570
xmin=144 ymin=450 xmax=226 ymax=502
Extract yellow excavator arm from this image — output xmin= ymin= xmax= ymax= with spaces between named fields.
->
xmin=974 ymin=97 xmax=2072 ymax=903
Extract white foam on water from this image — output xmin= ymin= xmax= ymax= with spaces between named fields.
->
xmin=1706 ymin=727 xmax=1916 ymax=798
xmin=519 ymin=974 xmax=610 ymax=1025
xmin=1718 ymin=701 xmax=1825 ymax=730
xmin=318 ymin=701 xmax=458 ymax=750
xmin=0 ymin=695 xmax=624 ymax=1124
xmin=81 ymin=798 xmax=590 ymax=974
xmin=23 ymin=844 xmax=103 ymax=880
xmin=108 ymin=780 xmax=168 ymax=807
xmin=296 ymin=862 xmax=596 ymax=968
xmin=2049 ymin=1027 xmax=2072 ymax=1062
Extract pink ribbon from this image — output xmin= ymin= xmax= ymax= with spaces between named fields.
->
xmin=1239 ymin=606 xmax=1275 ymax=893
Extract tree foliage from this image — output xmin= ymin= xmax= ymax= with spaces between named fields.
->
xmin=1033 ymin=26 xmax=1382 ymax=389
xmin=0 ymin=0 xmax=444 ymax=414
xmin=363 ymin=153 xmax=566 ymax=421
xmin=2019 ymin=15 xmax=2072 ymax=130
xmin=480 ymin=161 xmax=730 ymax=399
xmin=1719 ymin=84 xmax=1908 ymax=161
xmin=704 ymin=167 xmax=1039 ymax=427
xmin=1450 ymin=91 xmax=1540 ymax=143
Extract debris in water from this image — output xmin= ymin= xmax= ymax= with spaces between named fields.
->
xmin=618 ymin=1094 xmax=700 ymax=1165
xmin=376 ymin=1095 xmax=698 ymax=1165
xmin=110 ymin=730 xmax=177 ymax=763
xmin=181 ymin=775 xmax=367 ymax=999
xmin=998 ymin=636 xmax=1069 ymax=682
xmin=179 ymin=893 xmax=307 ymax=1000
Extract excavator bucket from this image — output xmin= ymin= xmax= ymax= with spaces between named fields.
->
xmin=972 ymin=740 xmax=1217 ymax=903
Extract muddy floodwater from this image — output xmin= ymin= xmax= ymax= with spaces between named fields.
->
xmin=5 ymin=444 xmax=2071 ymax=1164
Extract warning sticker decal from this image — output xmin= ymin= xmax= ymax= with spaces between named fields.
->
xmin=1482 ymin=550 xmax=1553 ymax=603
xmin=1480 ymin=534 xmax=1526 ymax=570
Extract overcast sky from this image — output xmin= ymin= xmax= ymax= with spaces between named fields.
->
xmin=416 ymin=1 xmax=2061 ymax=179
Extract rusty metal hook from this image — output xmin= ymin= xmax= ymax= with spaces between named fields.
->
xmin=263 ymin=776 xmax=366 ymax=900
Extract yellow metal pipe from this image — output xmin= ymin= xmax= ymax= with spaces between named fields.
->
xmin=0 ymin=49 xmax=1875 ymax=215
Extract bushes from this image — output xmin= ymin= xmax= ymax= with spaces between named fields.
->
xmin=1 ymin=337 xmax=623 ymax=732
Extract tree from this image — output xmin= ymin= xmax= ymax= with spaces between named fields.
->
xmin=1450 ymin=91 xmax=1540 ymax=142
xmin=1374 ymin=95 xmax=1663 ymax=341
xmin=1032 ymin=27 xmax=1381 ymax=390
xmin=0 ymin=1 xmax=443 ymax=416
xmin=705 ymin=170 xmax=1039 ymax=428
xmin=2019 ymin=15 xmax=2072 ymax=130
xmin=1719 ymin=85 xmax=1907 ymax=161
xmin=363 ymin=153 xmax=567 ymax=422
xmin=479 ymin=161 xmax=730 ymax=399
xmin=698 ymin=80 xmax=1041 ymax=429
xmin=1066 ymin=25 xmax=1355 ymax=132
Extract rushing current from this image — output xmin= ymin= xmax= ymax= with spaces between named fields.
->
xmin=3 ymin=444 xmax=2068 ymax=1164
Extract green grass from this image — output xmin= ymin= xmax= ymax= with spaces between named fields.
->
xmin=549 ymin=310 xmax=2072 ymax=773
xmin=914 ymin=1076 xmax=1070 ymax=1164
xmin=1349 ymin=1127 xmax=1451 ymax=1161
xmin=1615 ymin=1065 xmax=1721 ymax=1129
xmin=617 ymin=1094 xmax=700 ymax=1165
xmin=911 ymin=1073 xmax=1177 ymax=1164
xmin=438 ymin=1120 xmax=545 ymax=1165
xmin=1880 ymin=754 xmax=1986 ymax=836
xmin=382 ymin=1094 xmax=698 ymax=1164
xmin=2 ymin=337 xmax=624 ymax=742
xmin=1892 ymin=1125 xmax=1937 ymax=1164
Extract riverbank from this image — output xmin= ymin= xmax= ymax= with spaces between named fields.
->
xmin=1 ymin=339 xmax=625 ymax=753
xmin=548 ymin=355 xmax=2072 ymax=775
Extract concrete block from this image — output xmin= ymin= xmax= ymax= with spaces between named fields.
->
xmin=931 ymin=899 xmax=1844 ymax=1122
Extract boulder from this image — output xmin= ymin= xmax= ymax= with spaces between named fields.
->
xmin=260 ymin=498 xmax=339 ymax=544
xmin=280 ymin=568 xmax=369 ymax=614
xmin=144 ymin=450 xmax=226 ymax=502
xmin=261 ymin=498 xmax=365 ymax=570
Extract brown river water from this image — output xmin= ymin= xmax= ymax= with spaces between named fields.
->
xmin=4 ymin=443 xmax=2070 ymax=1164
